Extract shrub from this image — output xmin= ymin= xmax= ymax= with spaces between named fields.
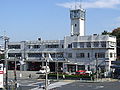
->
xmin=48 ymin=73 xmax=92 ymax=80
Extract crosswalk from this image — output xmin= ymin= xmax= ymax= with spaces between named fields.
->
xmin=30 ymin=81 xmax=72 ymax=90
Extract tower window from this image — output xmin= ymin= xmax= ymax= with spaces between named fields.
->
xmin=75 ymin=24 xmax=77 ymax=27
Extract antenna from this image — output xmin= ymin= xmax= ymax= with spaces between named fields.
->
xmin=74 ymin=0 xmax=82 ymax=9
xmin=79 ymin=0 xmax=82 ymax=9
xmin=75 ymin=0 xmax=77 ymax=9
xmin=3 ymin=30 xmax=6 ymax=37
xmin=69 ymin=0 xmax=72 ymax=9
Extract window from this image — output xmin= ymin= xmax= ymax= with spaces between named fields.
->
xmin=93 ymin=42 xmax=99 ymax=47
xmin=76 ymin=53 xmax=85 ymax=58
xmin=33 ymin=45 xmax=40 ymax=49
xmin=46 ymin=44 xmax=59 ymax=48
xmin=95 ymin=53 xmax=105 ymax=58
xmin=75 ymin=24 xmax=77 ymax=27
xmin=27 ymin=45 xmax=31 ymax=49
xmin=110 ymin=53 xmax=113 ymax=58
xmin=8 ymin=45 xmax=21 ymax=49
xmin=62 ymin=45 xmax=64 ymax=48
xmin=73 ymin=42 xmax=77 ymax=48
xmin=50 ymin=53 xmax=55 ymax=58
xmin=28 ymin=53 xmax=42 ymax=57
xmin=78 ymin=65 xmax=85 ymax=70
xmin=57 ymin=53 xmax=64 ymax=58
xmin=101 ymin=41 xmax=106 ymax=47
xmin=68 ymin=44 xmax=72 ymax=48
xmin=86 ymin=42 xmax=91 ymax=48
xmin=88 ymin=53 xmax=90 ymax=58
xmin=8 ymin=53 xmax=22 ymax=57
xmin=79 ymin=42 xmax=84 ymax=48
xmin=68 ymin=53 xmax=72 ymax=58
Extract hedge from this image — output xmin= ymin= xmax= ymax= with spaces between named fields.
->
xmin=48 ymin=73 xmax=93 ymax=80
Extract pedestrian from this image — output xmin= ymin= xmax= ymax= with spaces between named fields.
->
xmin=29 ymin=74 xmax=32 ymax=78
xmin=63 ymin=75 xmax=65 ymax=80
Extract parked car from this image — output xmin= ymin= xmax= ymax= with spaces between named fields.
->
xmin=75 ymin=70 xmax=92 ymax=76
xmin=85 ymin=71 xmax=92 ymax=76
xmin=36 ymin=66 xmax=50 ymax=74
xmin=75 ymin=70 xmax=86 ymax=75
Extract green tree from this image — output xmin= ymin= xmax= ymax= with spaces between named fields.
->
xmin=111 ymin=27 xmax=120 ymax=60
xmin=101 ymin=27 xmax=120 ymax=60
xmin=111 ymin=27 xmax=120 ymax=40
xmin=101 ymin=30 xmax=110 ymax=35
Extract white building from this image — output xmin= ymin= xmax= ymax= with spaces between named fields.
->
xmin=5 ymin=7 xmax=116 ymax=73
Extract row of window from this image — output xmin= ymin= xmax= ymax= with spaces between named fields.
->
xmin=8 ymin=53 xmax=64 ymax=58
xmin=8 ymin=45 xmax=21 ymax=49
xmin=8 ymin=52 xmax=115 ymax=59
xmin=68 ymin=41 xmax=107 ymax=48
xmin=67 ymin=52 xmax=115 ymax=58
xmin=8 ymin=44 xmax=64 ymax=49
xmin=28 ymin=44 xmax=64 ymax=49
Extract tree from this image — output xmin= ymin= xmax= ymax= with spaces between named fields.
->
xmin=101 ymin=27 xmax=120 ymax=60
xmin=111 ymin=27 xmax=120 ymax=40
xmin=111 ymin=27 xmax=120 ymax=60
xmin=101 ymin=30 xmax=110 ymax=35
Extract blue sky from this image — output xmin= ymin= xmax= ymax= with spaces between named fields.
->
xmin=0 ymin=0 xmax=120 ymax=42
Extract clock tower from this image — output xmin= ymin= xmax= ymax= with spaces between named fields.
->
xmin=70 ymin=8 xmax=85 ymax=36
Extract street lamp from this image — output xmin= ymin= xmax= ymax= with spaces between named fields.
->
xmin=55 ymin=54 xmax=59 ymax=81
xmin=57 ymin=60 xmax=59 ymax=81
xmin=14 ymin=55 xmax=17 ymax=90
xmin=42 ymin=53 xmax=53 ymax=90
xmin=45 ymin=57 xmax=49 ymax=90
xmin=96 ymin=53 xmax=98 ymax=81
xmin=3 ymin=36 xmax=9 ymax=90
xmin=5 ymin=52 xmax=8 ymax=90
xmin=4 ymin=49 xmax=15 ymax=90
xmin=19 ymin=59 xmax=25 ymax=78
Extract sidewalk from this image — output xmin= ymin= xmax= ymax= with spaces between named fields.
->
xmin=37 ymin=78 xmax=118 ymax=83
xmin=79 ymin=78 xmax=118 ymax=83
xmin=31 ymin=78 xmax=118 ymax=90
xmin=31 ymin=80 xmax=73 ymax=90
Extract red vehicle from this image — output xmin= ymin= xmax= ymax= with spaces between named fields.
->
xmin=75 ymin=70 xmax=87 ymax=75
xmin=75 ymin=70 xmax=92 ymax=76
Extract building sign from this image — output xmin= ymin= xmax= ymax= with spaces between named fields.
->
xmin=0 ymin=64 xmax=4 ymax=88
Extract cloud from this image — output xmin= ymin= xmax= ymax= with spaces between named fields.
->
xmin=110 ymin=16 xmax=120 ymax=28
xmin=57 ymin=0 xmax=120 ymax=9
xmin=116 ymin=16 xmax=120 ymax=21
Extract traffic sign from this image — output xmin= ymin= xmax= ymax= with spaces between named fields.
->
xmin=0 ymin=64 xmax=4 ymax=88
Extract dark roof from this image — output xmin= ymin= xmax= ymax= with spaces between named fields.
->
xmin=111 ymin=61 xmax=120 ymax=64
xmin=111 ymin=65 xmax=120 ymax=68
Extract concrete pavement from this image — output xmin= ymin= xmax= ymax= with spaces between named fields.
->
xmin=30 ymin=81 xmax=73 ymax=90
xmin=30 ymin=78 xmax=118 ymax=90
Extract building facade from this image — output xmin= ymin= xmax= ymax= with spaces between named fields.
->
xmin=5 ymin=7 xmax=116 ymax=73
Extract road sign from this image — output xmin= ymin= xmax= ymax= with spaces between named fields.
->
xmin=0 ymin=64 xmax=4 ymax=88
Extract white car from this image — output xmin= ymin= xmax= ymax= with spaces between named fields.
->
xmin=36 ymin=66 xmax=50 ymax=74
xmin=85 ymin=71 xmax=92 ymax=76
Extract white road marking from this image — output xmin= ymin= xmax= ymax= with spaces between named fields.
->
xmin=94 ymin=86 xmax=104 ymax=89
xmin=30 ymin=81 xmax=72 ymax=90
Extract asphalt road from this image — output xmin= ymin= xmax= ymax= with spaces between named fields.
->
xmin=4 ymin=78 xmax=120 ymax=90
xmin=6 ymin=78 xmax=45 ymax=90
xmin=56 ymin=81 xmax=120 ymax=90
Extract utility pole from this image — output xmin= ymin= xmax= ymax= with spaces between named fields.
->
xmin=45 ymin=58 xmax=48 ymax=90
xmin=96 ymin=53 xmax=98 ymax=81
xmin=14 ymin=54 xmax=17 ymax=90
xmin=56 ymin=54 xmax=59 ymax=81
xmin=3 ymin=36 xmax=9 ymax=90
xmin=57 ymin=60 xmax=59 ymax=81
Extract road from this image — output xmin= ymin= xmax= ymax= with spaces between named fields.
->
xmin=7 ymin=78 xmax=43 ymax=90
xmin=7 ymin=78 xmax=72 ymax=90
xmin=56 ymin=81 xmax=120 ymax=90
xmin=5 ymin=78 xmax=120 ymax=90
